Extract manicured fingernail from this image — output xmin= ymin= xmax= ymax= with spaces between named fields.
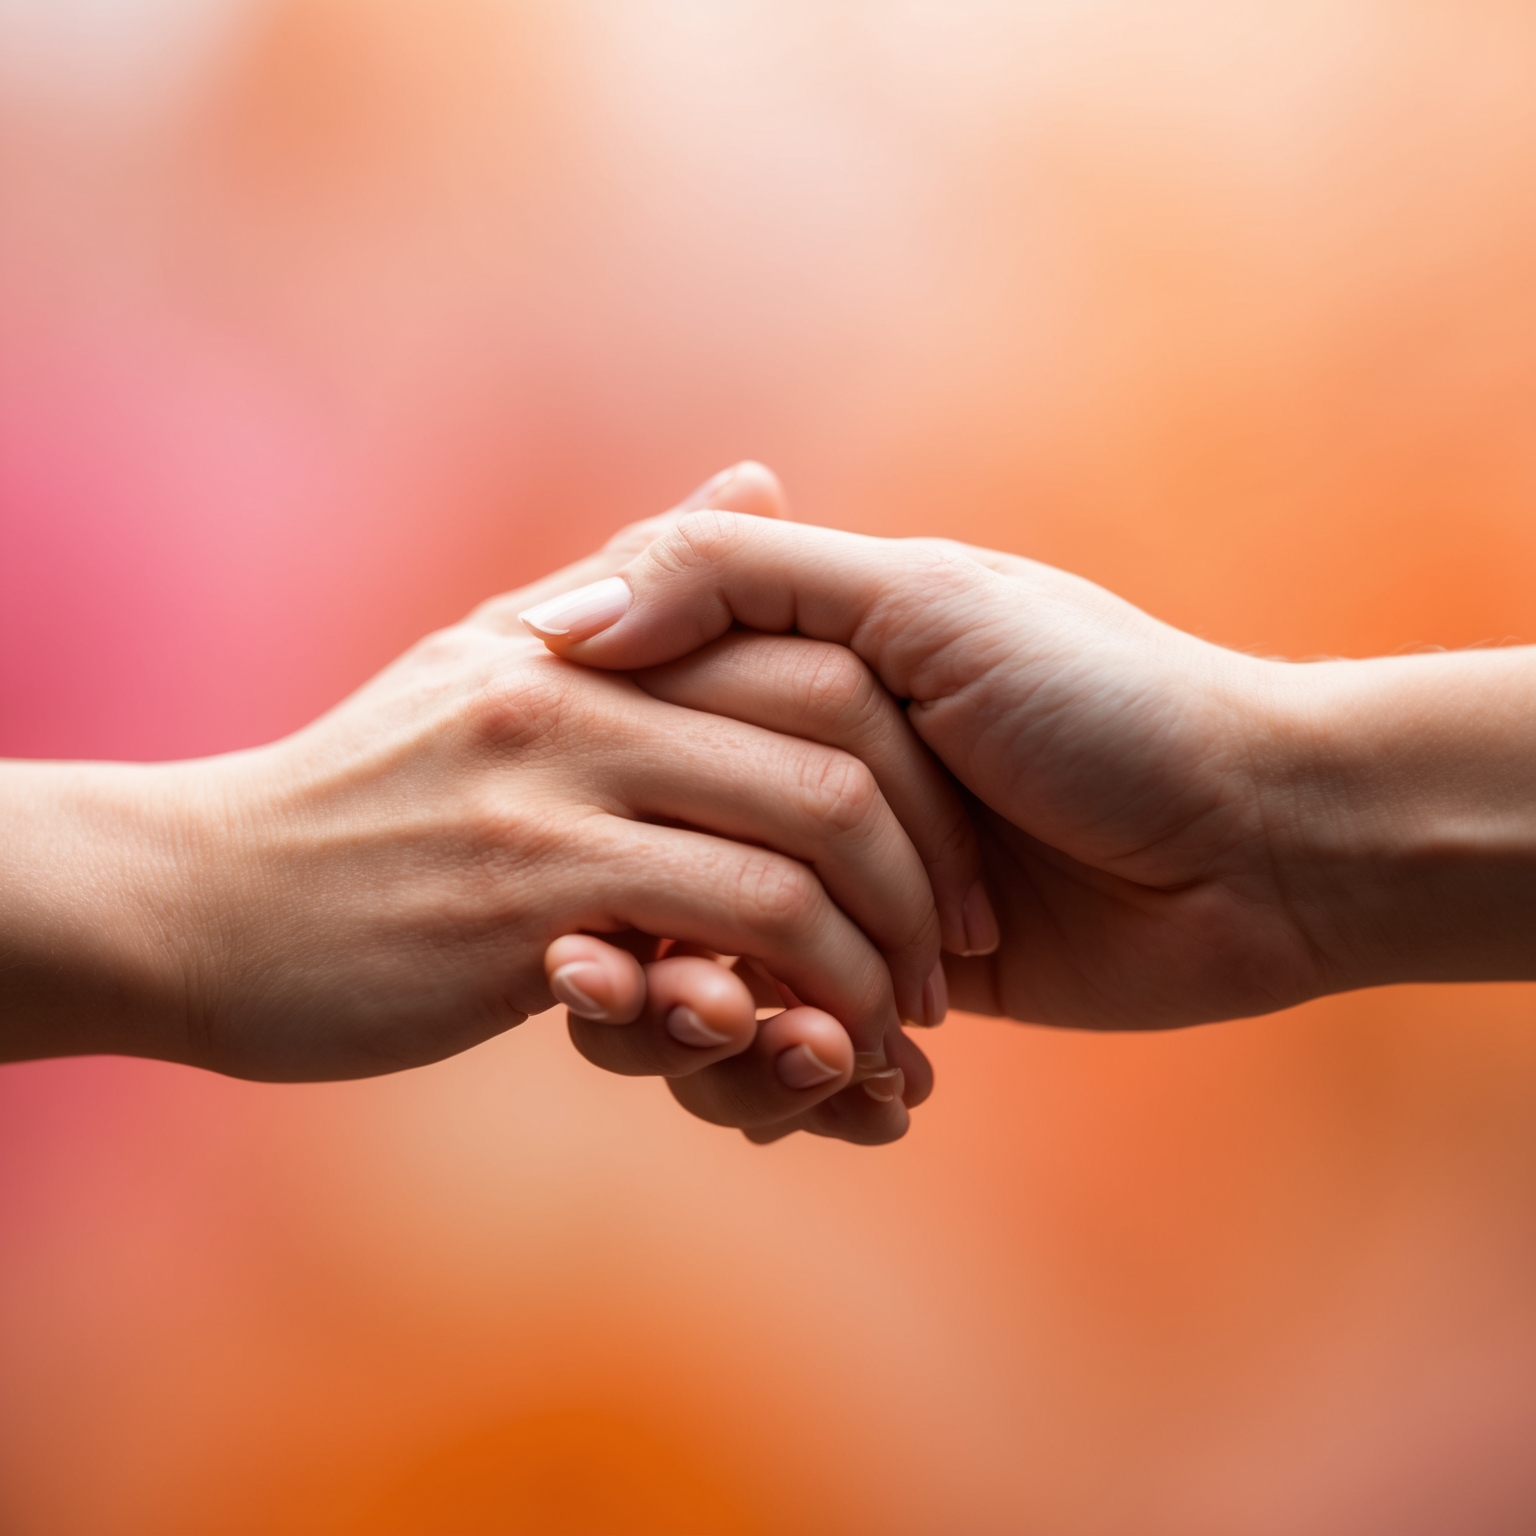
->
xmin=549 ymin=962 xmax=608 ymax=1019
xmin=862 ymin=1068 xmax=904 ymax=1104
xmin=665 ymin=1005 xmax=732 ymax=1049
xmin=776 ymin=1043 xmax=844 ymax=1091
xmin=519 ymin=576 xmax=632 ymax=641
xmin=959 ymin=879 xmax=1000 ymax=956
xmin=673 ymin=464 xmax=739 ymax=512
xmin=920 ymin=961 xmax=948 ymax=1028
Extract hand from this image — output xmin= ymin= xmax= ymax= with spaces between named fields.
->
xmin=0 ymin=474 xmax=977 ymax=1152
xmin=540 ymin=936 xmax=936 ymax=1145
xmin=532 ymin=613 xmax=994 ymax=1143
xmin=523 ymin=512 xmax=1536 ymax=1029
xmin=517 ymin=468 xmax=987 ymax=1145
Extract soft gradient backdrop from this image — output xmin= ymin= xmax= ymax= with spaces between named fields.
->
xmin=3 ymin=2 xmax=1536 ymax=1532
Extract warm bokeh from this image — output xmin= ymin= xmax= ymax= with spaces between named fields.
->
xmin=4 ymin=3 xmax=1536 ymax=1532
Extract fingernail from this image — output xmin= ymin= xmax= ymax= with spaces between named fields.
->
xmin=519 ymin=576 xmax=632 ymax=641
xmin=920 ymin=961 xmax=948 ymax=1028
xmin=959 ymin=879 xmax=1000 ymax=957
xmin=776 ymin=1043 xmax=844 ymax=1091
xmin=853 ymin=1049 xmax=888 ymax=1076
xmin=673 ymin=464 xmax=739 ymax=512
xmin=550 ymin=962 xmax=608 ymax=1019
xmin=665 ymin=1005 xmax=732 ymax=1049
xmin=862 ymin=1068 xmax=904 ymax=1104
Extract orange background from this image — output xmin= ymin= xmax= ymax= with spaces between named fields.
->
xmin=3 ymin=3 xmax=1536 ymax=1532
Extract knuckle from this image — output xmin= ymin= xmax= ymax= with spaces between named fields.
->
xmin=904 ymin=539 xmax=988 ymax=599
xmin=735 ymin=853 xmax=821 ymax=936
xmin=470 ymin=795 xmax=558 ymax=859
xmin=802 ymin=645 xmax=882 ymax=731
xmin=652 ymin=509 xmax=750 ymax=577
xmin=465 ymin=663 xmax=568 ymax=752
xmin=804 ymin=749 xmax=880 ymax=838
xmin=416 ymin=804 xmax=562 ymax=949
xmin=804 ymin=957 xmax=893 ymax=1050
xmin=454 ymin=800 xmax=567 ymax=909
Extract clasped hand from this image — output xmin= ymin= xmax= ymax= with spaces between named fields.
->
xmin=9 ymin=463 xmax=1532 ymax=1146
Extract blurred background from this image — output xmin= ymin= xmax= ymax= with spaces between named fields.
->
xmin=3 ymin=1 xmax=1536 ymax=1531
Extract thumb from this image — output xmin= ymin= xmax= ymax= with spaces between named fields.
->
xmin=516 ymin=513 xmax=988 ymax=703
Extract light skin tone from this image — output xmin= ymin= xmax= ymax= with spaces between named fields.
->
xmin=16 ymin=462 xmax=1531 ymax=1149
xmin=527 ymin=499 xmax=1536 ymax=1141
xmin=0 ymin=467 xmax=988 ymax=1146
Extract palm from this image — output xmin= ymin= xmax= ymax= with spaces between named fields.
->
xmin=944 ymin=799 xmax=1318 ymax=1029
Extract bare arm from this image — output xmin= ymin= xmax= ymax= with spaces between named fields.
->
xmin=0 ymin=759 xmax=202 ymax=1064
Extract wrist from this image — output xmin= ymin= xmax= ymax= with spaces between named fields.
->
xmin=0 ymin=759 xmax=211 ymax=1065
xmin=1255 ymin=649 xmax=1536 ymax=992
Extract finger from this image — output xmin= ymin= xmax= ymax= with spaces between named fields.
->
xmin=742 ymin=1120 xmax=801 ymax=1145
xmin=590 ymin=929 xmax=667 ymax=966
xmin=582 ymin=816 xmax=901 ymax=1064
xmin=605 ymin=694 xmax=944 ymax=1026
xmin=470 ymin=462 xmax=787 ymax=635
xmin=544 ymin=933 xmax=646 ymax=1023
xmin=669 ymin=459 xmax=788 ymax=520
xmin=698 ymin=1020 xmax=932 ymax=1146
xmin=730 ymin=1072 xmax=911 ymax=1146
xmin=637 ymin=631 xmax=996 ymax=957
xmin=567 ymin=954 xmax=758 ymax=1078
xmin=667 ymin=1006 xmax=854 ymax=1127
xmin=885 ymin=1024 xmax=934 ymax=1108
xmin=797 ymin=1080 xmax=912 ymax=1144
xmin=516 ymin=514 xmax=959 ymax=689
xmin=939 ymin=952 xmax=1006 ymax=1017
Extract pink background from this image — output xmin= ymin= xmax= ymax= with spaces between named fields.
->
xmin=3 ymin=2 xmax=1536 ymax=1531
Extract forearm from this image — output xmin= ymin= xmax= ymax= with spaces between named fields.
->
xmin=0 ymin=760 xmax=198 ymax=1064
xmin=1262 ymin=648 xmax=1536 ymax=991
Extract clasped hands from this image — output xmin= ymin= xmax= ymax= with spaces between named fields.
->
xmin=504 ymin=461 xmax=1313 ymax=1145
xmin=10 ymin=462 xmax=1532 ymax=1145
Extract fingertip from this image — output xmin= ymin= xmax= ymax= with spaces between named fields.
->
xmin=775 ymin=1042 xmax=847 ymax=1092
xmin=712 ymin=461 xmax=789 ymax=520
xmin=518 ymin=575 xmax=633 ymax=646
xmin=544 ymin=934 xmax=646 ymax=1023
xmin=643 ymin=955 xmax=756 ymax=1051
xmin=886 ymin=1026 xmax=935 ymax=1108
xmin=672 ymin=461 xmax=788 ymax=521
xmin=755 ymin=1007 xmax=854 ymax=1092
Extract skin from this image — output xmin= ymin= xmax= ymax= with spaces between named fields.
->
xmin=532 ymin=504 xmax=1536 ymax=1138
xmin=0 ymin=467 xmax=977 ymax=1146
